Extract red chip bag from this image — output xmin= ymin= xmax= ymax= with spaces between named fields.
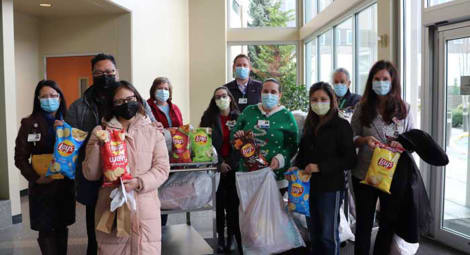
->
xmin=232 ymin=131 xmax=268 ymax=171
xmin=169 ymin=125 xmax=192 ymax=163
xmin=95 ymin=128 xmax=132 ymax=187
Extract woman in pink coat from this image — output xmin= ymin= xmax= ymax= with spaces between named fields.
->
xmin=83 ymin=80 xmax=170 ymax=255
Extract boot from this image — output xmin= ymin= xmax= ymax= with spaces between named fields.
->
xmin=216 ymin=234 xmax=225 ymax=254
xmin=224 ymin=234 xmax=234 ymax=253
xmin=56 ymin=228 xmax=68 ymax=255
xmin=38 ymin=231 xmax=59 ymax=255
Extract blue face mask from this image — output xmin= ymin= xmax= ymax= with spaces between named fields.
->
xmin=235 ymin=67 xmax=250 ymax=79
xmin=334 ymin=83 xmax=348 ymax=97
xmin=40 ymin=98 xmax=60 ymax=112
xmin=155 ymin=89 xmax=170 ymax=102
xmin=372 ymin=80 xmax=391 ymax=96
xmin=261 ymin=93 xmax=279 ymax=110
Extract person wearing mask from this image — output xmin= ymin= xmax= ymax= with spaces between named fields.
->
xmin=351 ymin=60 xmax=413 ymax=255
xmin=290 ymin=82 xmax=357 ymax=255
xmin=200 ymin=87 xmax=242 ymax=254
xmin=15 ymin=80 xmax=75 ymax=254
xmin=82 ymin=81 xmax=170 ymax=255
xmin=332 ymin=68 xmax=361 ymax=111
xmin=223 ymin=54 xmax=262 ymax=112
xmin=147 ymin=77 xmax=183 ymax=128
xmin=231 ymin=78 xmax=299 ymax=193
xmin=66 ymin=53 xmax=158 ymax=255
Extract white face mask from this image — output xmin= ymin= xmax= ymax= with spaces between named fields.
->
xmin=215 ymin=97 xmax=230 ymax=110
xmin=311 ymin=102 xmax=330 ymax=115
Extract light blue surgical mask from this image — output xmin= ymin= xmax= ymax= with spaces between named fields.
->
xmin=334 ymin=83 xmax=348 ymax=97
xmin=155 ymin=89 xmax=170 ymax=102
xmin=40 ymin=98 xmax=60 ymax=112
xmin=372 ymin=80 xmax=391 ymax=96
xmin=261 ymin=93 xmax=279 ymax=110
xmin=235 ymin=67 xmax=250 ymax=80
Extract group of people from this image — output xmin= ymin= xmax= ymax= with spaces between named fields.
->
xmin=15 ymin=52 xmax=415 ymax=255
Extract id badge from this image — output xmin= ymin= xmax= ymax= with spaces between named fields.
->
xmin=239 ymin=98 xmax=248 ymax=104
xmin=27 ymin=133 xmax=41 ymax=142
xmin=226 ymin=120 xmax=237 ymax=129
xmin=257 ymin=120 xmax=270 ymax=129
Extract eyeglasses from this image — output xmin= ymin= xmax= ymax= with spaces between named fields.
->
xmin=113 ymin=96 xmax=136 ymax=106
xmin=38 ymin=94 xmax=60 ymax=99
xmin=93 ymin=70 xmax=116 ymax=76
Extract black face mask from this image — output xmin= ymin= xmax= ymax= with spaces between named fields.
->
xmin=113 ymin=101 xmax=140 ymax=120
xmin=93 ymin=75 xmax=118 ymax=90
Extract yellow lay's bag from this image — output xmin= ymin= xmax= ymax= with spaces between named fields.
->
xmin=361 ymin=143 xmax=404 ymax=194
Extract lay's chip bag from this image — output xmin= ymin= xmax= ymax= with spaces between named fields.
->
xmin=285 ymin=168 xmax=311 ymax=217
xmin=169 ymin=125 xmax=192 ymax=163
xmin=190 ymin=128 xmax=213 ymax=162
xmin=361 ymin=143 xmax=404 ymax=194
xmin=47 ymin=122 xmax=87 ymax=179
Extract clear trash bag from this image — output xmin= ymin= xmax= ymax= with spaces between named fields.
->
xmin=389 ymin=234 xmax=419 ymax=255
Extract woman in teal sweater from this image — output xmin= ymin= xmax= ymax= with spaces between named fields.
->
xmin=231 ymin=78 xmax=299 ymax=193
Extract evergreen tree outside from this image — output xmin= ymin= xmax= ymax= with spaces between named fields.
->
xmin=246 ymin=0 xmax=308 ymax=111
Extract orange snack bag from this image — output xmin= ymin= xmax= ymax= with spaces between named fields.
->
xmin=169 ymin=125 xmax=192 ymax=163
xmin=96 ymin=128 xmax=132 ymax=187
xmin=361 ymin=143 xmax=404 ymax=194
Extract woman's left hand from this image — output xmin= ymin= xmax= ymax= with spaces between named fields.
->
xmin=123 ymin=178 xmax=139 ymax=193
xmin=304 ymin=163 xmax=319 ymax=174
xmin=270 ymin=158 xmax=279 ymax=170
xmin=390 ymin=141 xmax=404 ymax=150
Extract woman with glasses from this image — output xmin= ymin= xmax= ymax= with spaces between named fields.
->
xmin=14 ymin=80 xmax=75 ymax=254
xmin=200 ymin=87 xmax=242 ymax=254
xmin=147 ymin=77 xmax=183 ymax=128
xmin=82 ymin=80 xmax=170 ymax=255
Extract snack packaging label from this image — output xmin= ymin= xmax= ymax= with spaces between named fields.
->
xmin=232 ymin=131 xmax=268 ymax=171
xmin=190 ymin=128 xmax=213 ymax=162
xmin=96 ymin=128 xmax=132 ymax=187
xmin=169 ymin=125 xmax=192 ymax=163
xmin=361 ymin=143 xmax=403 ymax=194
xmin=46 ymin=122 xmax=87 ymax=179
xmin=285 ymin=168 xmax=310 ymax=216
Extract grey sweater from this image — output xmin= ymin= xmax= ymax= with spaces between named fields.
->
xmin=350 ymin=103 xmax=414 ymax=180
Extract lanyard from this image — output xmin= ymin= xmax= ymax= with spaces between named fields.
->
xmin=339 ymin=98 xmax=346 ymax=109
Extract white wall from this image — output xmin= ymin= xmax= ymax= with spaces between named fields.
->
xmin=109 ymin=0 xmax=191 ymax=123
xmin=14 ymin=11 xmax=40 ymax=191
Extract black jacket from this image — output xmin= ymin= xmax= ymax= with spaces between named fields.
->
xmin=15 ymin=113 xmax=75 ymax=231
xmin=337 ymin=90 xmax=361 ymax=111
xmin=381 ymin=129 xmax=448 ymax=243
xmin=224 ymin=79 xmax=262 ymax=112
xmin=295 ymin=114 xmax=357 ymax=192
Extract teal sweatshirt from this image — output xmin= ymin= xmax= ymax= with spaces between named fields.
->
xmin=231 ymin=104 xmax=299 ymax=181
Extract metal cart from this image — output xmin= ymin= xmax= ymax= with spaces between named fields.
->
xmin=161 ymin=162 xmax=218 ymax=255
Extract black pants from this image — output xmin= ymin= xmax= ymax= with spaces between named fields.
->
xmin=37 ymin=228 xmax=68 ymax=255
xmin=86 ymin=204 xmax=97 ymax=255
xmin=216 ymin=170 xmax=242 ymax=251
xmin=352 ymin=177 xmax=394 ymax=255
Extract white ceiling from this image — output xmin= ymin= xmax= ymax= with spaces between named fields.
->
xmin=14 ymin=0 xmax=128 ymax=18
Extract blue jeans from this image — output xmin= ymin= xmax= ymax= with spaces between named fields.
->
xmin=308 ymin=190 xmax=343 ymax=255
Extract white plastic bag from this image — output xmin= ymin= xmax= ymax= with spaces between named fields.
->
xmin=236 ymin=168 xmax=305 ymax=254
xmin=339 ymin=206 xmax=355 ymax=242
xmin=110 ymin=178 xmax=136 ymax=212
xmin=389 ymin=234 xmax=419 ymax=255
xmin=159 ymin=171 xmax=212 ymax=210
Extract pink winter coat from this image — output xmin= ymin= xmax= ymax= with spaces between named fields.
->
xmin=82 ymin=114 xmax=170 ymax=255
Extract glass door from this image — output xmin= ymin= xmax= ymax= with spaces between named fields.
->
xmin=433 ymin=22 xmax=470 ymax=253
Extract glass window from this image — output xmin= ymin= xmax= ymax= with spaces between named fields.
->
xmin=304 ymin=0 xmax=317 ymax=24
xmin=319 ymin=30 xmax=333 ymax=83
xmin=356 ymin=4 xmax=378 ymax=95
xmin=319 ymin=0 xmax=333 ymax=12
xmin=335 ymin=18 xmax=354 ymax=89
xmin=305 ymin=38 xmax=317 ymax=86
xmin=428 ymin=0 xmax=455 ymax=7
xmin=229 ymin=0 xmax=296 ymax=28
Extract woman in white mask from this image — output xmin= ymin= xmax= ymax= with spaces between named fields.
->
xmin=147 ymin=77 xmax=183 ymax=129
xmin=200 ymin=87 xmax=242 ymax=254
xmin=350 ymin=60 xmax=413 ymax=255
xmin=289 ymin=82 xmax=357 ymax=255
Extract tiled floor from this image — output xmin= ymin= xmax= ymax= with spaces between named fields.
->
xmin=0 ymin=196 xmax=467 ymax=255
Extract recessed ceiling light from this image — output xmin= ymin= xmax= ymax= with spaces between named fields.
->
xmin=39 ymin=3 xmax=52 ymax=7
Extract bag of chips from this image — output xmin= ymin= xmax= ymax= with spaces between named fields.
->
xmin=190 ymin=128 xmax=213 ymax=162
xmin=46 ymin=122 xmax=87 ymax=179
xmin=361 ymin=143 xmax=404 ymax=194
xmin=32 ymin=154 xmax=63 ymax=179
xmin=169 ymin=125 xmax=192 ymax=163
xmin=285 ymin=168 xmax=311 ymax=217
xmin=95 ymin=128 xmax=133 ymax=187
xmin=233 ymin=131 xmax=268 ymax=171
